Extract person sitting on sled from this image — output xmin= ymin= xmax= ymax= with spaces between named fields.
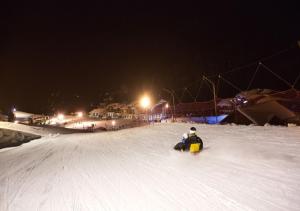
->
xmin=174 ymin=127 xmax=203 ymax=151
xmin=186 ymin=127 xmax=203 ymax=151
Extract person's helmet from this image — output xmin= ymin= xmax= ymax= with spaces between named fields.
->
xmin=189 ymin=127 xmax=196 ymax=134
xmin=190 ymin=127 xmax=196 ymax=131
xmin=182 ymin=133 xmax=188 ymax=139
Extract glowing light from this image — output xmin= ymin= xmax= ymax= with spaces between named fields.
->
xmin=14 ymin=120 xmax=19 ymax=124
xmin=140 ymin=95 xmax=151 ymax=109
xmin=77 ymin=112 xmax=83 ymax=118
xmin=165 ymin=103 xmax=169 ymax=108
xmin=112 ymin=120 xmax=116 ymax=126
xmin=57 ymin=114 xmax=64 ymax=121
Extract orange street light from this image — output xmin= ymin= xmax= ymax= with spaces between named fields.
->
xmin=77 ymin=112 xmax=83 ymax=118
xmin=140 ymin=95 xmax=151 ymax=109
xmin=57 ymin=113 xmax=64 ymax=121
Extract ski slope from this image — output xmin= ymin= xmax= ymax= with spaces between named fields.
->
xmin=1 ymin=123 xmax=300 ymax=211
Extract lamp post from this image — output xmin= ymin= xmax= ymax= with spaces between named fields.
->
xmin=112 ymin=120 xmax=116 ymax=130
xmin=164 ymin=103 xmax=169 ymax=119
xmin=139 ymin=95 xmax=151 ymax=122
xmin=77 ymin=111 xmax=83 ymax=118
xmin=57 ymin=113 xmax=65 ymax=121
xmin=203 ymin=76 xmax=217 ymax=116
xmin=163 ymin=88 xmax=175 ymax=121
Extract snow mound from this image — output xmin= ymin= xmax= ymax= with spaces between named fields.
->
xmin=0 ymin=128 xmax=41 ymax=149
xmin=0 ymin=121 xmax=48 ymax=136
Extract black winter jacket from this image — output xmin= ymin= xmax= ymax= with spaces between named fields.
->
xmin=184 ymin=134 xmax=203 ymax=150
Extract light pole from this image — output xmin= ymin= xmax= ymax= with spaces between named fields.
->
xmin=76 ymin=111 xmax=83 ymax=118
xmin=203 ymin=76 xmax=217 ymax=116
xmin=164 ymin=103 xmax=169 ymax=119
xmin=139 ymin=95 xmax=151 ymax=122
xmin=163 ymin=88 xmax=176 ymax=121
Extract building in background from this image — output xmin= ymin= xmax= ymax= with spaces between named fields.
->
xmin=89 ymin=102 xmax=139 ymax=120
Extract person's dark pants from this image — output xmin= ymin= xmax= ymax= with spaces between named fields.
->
xmin=174 ymin=142 xmax=186 ymax=151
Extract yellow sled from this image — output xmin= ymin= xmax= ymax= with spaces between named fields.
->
xmin=190 ymin=143 xmax=200 ymax=153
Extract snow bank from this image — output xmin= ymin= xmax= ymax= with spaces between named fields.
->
xmin=0 ymin=128 xmax=41 ymax=149
xmin=0 ymin=121 xmax=97 ymax=136
xmin=1 ymin=123 xmax=300 ymax=210
xmin=0 ymin=121 xmax=48 ymax=136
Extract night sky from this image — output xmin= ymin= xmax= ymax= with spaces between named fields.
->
xmin=1 ymin=1 xmax=300 ymax=114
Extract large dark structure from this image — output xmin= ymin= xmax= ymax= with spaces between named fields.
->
xmin=223 ymin=89 xmax=300 ymax=125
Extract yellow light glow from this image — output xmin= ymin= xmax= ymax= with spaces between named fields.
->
xmin=140 ymin=95 xmax=151 ymax=109
xmin=112 ymin=120 xmax=116 ymax=126
xmin=77 ymin=112 xmax=83 ymax=118
xmin=57 ymin=114 xmax=64 ymax=120
xmin=165 ymin=103 xmax=169 ymax=108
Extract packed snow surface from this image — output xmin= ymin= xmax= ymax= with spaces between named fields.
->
xmin=1 ymin=123 xmax=300 ymax=211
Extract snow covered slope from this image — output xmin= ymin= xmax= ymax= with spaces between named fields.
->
xmin=0 ymin=122 xmax=49 ymax=136
xmin=0 ymin=123 xmax=300 ymax=211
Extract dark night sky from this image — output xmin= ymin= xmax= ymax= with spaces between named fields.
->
xmin=1 ymin=1 xmax=300 ymax=113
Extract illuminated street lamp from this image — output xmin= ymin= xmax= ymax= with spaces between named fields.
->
xmin=57 ymin=113 xmax=64 ymax=121
xmin=111 ymin=120 xmax=116 ymax=130
xmin=139 ymin=95 xmax=151 ymax=121
xmin=77 ymin=112 xmax=83 ymax=118
xmin=140 ymin=95 xmax=151 ymax=109
xmin=164 ymin=103 xmax=169 ymax=119
xmin=163 ymin=88 xmax=175 ymax=121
